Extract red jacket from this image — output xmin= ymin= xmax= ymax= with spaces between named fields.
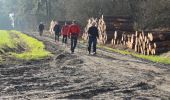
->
xmin=69 ymin=24 xmax=80 ymax=36
xmin=61 ymin=25 xmax=69 ymax=36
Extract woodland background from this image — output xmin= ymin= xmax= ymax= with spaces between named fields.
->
xmin=0 ymin=0 xmax=170 ymax=31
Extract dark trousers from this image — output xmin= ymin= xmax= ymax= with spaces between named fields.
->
xmin=55 ymin=32 xmax=60 ymax=41
xmin=39 ymin=30 xmax=43 ymax=36
xmin=71 ymin=35 xmax=78 ymax=52
xmin=88 ymin=37 xmax=97 ymax=53
xmin=62 ymin=35 xmax=67 ymax=44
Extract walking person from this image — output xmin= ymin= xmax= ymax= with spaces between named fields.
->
xmin=61 ymin=22 xmax=69 ymax=44
xmin=53 ymin=21 xmax=61 ymax=42
xmin=38 ymin=22 xmax=44 ymax=36
xmin=68 ymin=20 xmax=80 ymax=54
xmin=88 ymin=22 xmax=99 ymax=55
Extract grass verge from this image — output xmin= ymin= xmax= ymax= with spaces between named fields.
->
xmin=0 ymin=30 xmax=16 ymax=52
xmin=0 ymin=30 xmax=52 ymax=61
xmin=99 ymin=45 xmax=170 ymax=65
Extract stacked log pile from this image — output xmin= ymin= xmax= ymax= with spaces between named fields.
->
xmin=98 ymin=15 xmax=134 ymax=44
xmin=111 ymin=31 xmax=170 ymax=55
xmin=102 ymin=16 xmax=134 ymax=31
xmin=147 ymin=32 xmax=170 ymax=55
xmin=83 ymin=15 xmax=170 ymax=55
xmin=98 ymin=16 xmax=107 ymax=44
xmin=82 ymin=15 xmax=134 ymax=44
xmin=49 ymin=20 xmax=55 ymax=34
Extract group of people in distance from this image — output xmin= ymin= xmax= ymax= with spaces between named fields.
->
xmin=38 ymin=20 xmax=99 ymax=55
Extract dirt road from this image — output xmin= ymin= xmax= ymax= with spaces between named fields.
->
xmin=0 ymin=32 xmax=170 ymax=100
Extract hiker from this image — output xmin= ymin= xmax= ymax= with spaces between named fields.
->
xmin=68 ymin=20 xmax=80 ymax=53
xmin=53 ymin=21 xmax=61 ymax=42
xmin=38 ymin=22 xmax=44 ymax=36
xmin=87 ymin=22 xmax=99 ymax=55
xmin=61 ymin=22 xmax=69 ymax=44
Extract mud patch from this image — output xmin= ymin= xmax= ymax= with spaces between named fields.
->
xmin=131 ymin=82 xmax=155 ymax=90
xmin=67 ymin=59 xmax=84 ymax=66
xmin=135 ymin=96 xmax=166 ymax=100
xmin=60 ymin=66 xmax=77 ymax=76
xmin=65 ymin=86 xmax=117 ymax=99
xmin=55 ymin=53 xmax=77 ymax=67
xmin=56 ymin=54 xmax=66 ymax=60
xmin=1 ymin=67 xmax=30 ymax=76
xmin=0 ymin=65 xmax=41 ymax=77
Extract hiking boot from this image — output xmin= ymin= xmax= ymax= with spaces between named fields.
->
xmin=71 ymin=50 xmax=74 ymax=54
xmin=92 ymin=52 xmax=96 ymax=55
xmin=88 ymin=51 xmax=91 ymax=55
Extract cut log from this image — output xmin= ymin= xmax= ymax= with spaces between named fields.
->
xmin=148 ymin=32 xmax=170 ymax=42
xmin=154 ymin=41 xmax=170 ymax=48
xmin=151 ymin=47 xmax=170 ymax=55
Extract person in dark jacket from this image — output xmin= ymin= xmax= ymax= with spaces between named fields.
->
xmin=88 ymin=22 xmax=99 ymax=55
xmin=53 ymin=21 xmax=61 ymax=42
xmin=68 ymin=20 xmax=80 ymax=54
xmin=38 ymin=22 xmax=44 ymax=36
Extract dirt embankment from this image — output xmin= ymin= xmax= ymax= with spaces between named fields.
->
xmin=0 ymin=32 xmax=170 ymax=100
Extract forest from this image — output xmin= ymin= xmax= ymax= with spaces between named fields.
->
xmin=0 ymin=0 xmax=170 ymax=31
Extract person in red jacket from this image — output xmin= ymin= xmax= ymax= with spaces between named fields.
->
xmin=61 ymin=22 xmax=69 ymax=44
xmin=68 ymin=20 xmax=80 ymax=53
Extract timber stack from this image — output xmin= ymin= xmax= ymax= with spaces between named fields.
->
xmin=82 ymin=15 xmax=134 ymax=44
xmin=98 ymin=15 xmax=134 ymax=44
xmin=111 ymin=31 xmax=170 ymax=55
xmin=83 ymin=15 xmax=170 ymax=55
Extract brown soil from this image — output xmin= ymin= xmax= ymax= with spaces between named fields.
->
xmin=0 ymin=32 xmax=170 ymax=100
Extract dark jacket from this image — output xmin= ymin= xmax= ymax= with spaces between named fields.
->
xmin=53 ymin=24 xmax=61 ymax=33
xmin=39 ymin=24 xmax=44 ymax=31
xmin=88 ymin=26 xmax=99 ymax=38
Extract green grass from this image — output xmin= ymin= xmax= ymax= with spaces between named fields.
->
xmin=98 ymin=45 xmax=170 ymax=65
xmin=0 ymin=30 xmax=52 ymax=61
xmin=0 ymin=30 xmax=16 ymax=50
xmin=80 ymin=40 xmax=170 ymax=64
